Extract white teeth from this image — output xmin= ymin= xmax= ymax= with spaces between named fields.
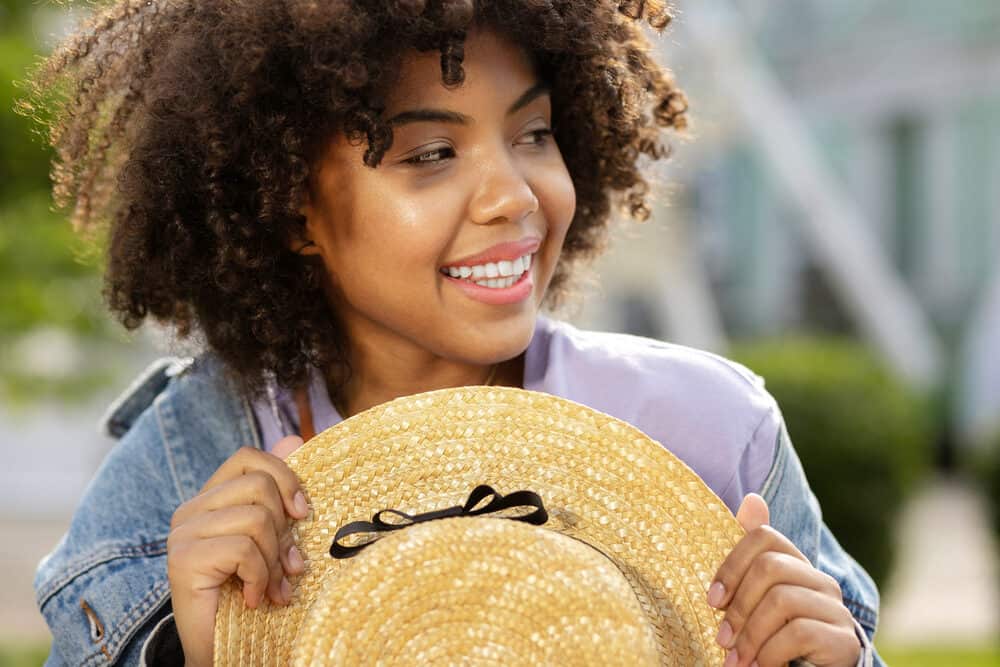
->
xmin=443 ymin=253 xmax=534 ymax=288
xmin=476 ymin=276 xmax=516 ymax=289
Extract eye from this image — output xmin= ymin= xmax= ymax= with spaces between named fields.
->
xmin=519 ymin=128 xmax=554 ymax=147
xmin=404 ymin=145 xmax=456 ymax=167
xmin=402 ymin=128 xmax=554 ymax=168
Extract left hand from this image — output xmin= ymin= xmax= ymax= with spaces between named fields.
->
xmin=707 ymin=494 xmax=861 ymax=667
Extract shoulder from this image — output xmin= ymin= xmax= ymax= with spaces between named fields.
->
xmin=529 ymin=316 xmax=777 ymax=427
xmin=528 ymin=316 xmax=781 ymax=512
xmin=99 ymin=354 xmax=244 ymax=438
xmin=34 ymin=353 xmax=253 ymax=664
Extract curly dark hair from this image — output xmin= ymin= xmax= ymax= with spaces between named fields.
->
xmin=23 ymin=0 xmax=689 ymax=400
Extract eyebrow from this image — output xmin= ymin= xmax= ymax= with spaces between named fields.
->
xmin=386 ymin=82 xmax=551 ymax=127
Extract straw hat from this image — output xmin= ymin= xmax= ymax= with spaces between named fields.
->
xmin=213 ymin=386 xmax=745 ymax=665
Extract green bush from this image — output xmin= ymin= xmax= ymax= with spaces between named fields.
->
xmin=731 ymin=337 xmax=936 ymax=588
xmin=968 ymin=432 xmax=1000 ymax=540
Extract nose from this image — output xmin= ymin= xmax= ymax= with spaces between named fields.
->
xmin=468 ymin=148 xmax=539 ymax=226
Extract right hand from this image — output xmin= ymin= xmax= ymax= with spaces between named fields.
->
xmin=167 ymin=436 xmax=309 ymax=667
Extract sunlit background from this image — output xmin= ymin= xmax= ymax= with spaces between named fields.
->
xmin=2 ymin=1 xmax=998 ymax=664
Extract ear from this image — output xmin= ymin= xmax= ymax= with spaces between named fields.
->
xmin=290 ymin=196 xmax=323 ymax=256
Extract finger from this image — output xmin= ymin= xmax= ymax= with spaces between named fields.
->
xmin=754 ymin=617 xmax=860 ymax=667
xmin=272 ymin=435 xmax=304 ymax=460
xmin=170 ymin=472 xmax=302 ymax=575
xmin=169 ymin=534 xmax=271 ymax=609
xmin=727 ymin=585 xmax=855 ymax=666
xmin=174 ymin=505 xmax=289 ymax=606
xmin=735 ymin=493 xmax=770 ymax=532
xmin=720 ymin=554 xmax=843 ymax=647
xmin=202 ymin=446 xmax=309 ymax=519
xmin=708 ymin=525 xmax=808 ymax=610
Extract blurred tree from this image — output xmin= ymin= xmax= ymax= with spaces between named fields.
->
xmin=1 ymin=3 xmax=119 ymax=404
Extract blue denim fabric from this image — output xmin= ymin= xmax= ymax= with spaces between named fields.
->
xmin=762 ymin=418 xmax=884 ymax=666
xmin=35 ymin=354 xmax=884 ymax=665
xmin=35 ymin=355 xmax=255 ymax=665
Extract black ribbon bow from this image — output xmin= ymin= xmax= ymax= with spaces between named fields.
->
xmin=330 ymin=484 xmax=548 ymax=559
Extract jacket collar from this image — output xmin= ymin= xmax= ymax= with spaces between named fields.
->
xmin=102 ymin=353 xmax=262 ymax=497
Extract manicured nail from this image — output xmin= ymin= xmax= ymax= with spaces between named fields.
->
xmin=707 ymin=581 xmax=726 ymax=607
xmin=293 ymin=491 xmax=309 ymax=517
xmin=281 ymin=577 xmax=292 ymax=604
xmin=287 ymin=545 xmax=304 ymax=572
xmin=723 ymin=649 xmax=739 ymax=667
xmin=716 ymin=620 xmax=733 ymax=648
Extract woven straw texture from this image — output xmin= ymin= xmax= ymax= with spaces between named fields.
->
xmin=214 ymin=386 xmax=745 ymax=666
xmin=290 ymin=517 xmax=660 ymax=665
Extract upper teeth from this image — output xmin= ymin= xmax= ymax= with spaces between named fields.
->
xmin=443 ymin=253 xmax=533 ymax=281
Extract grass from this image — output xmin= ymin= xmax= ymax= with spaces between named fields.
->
xmin=879 ymin=645 xmax=1000 ymax=666
xmin=0 ymin=643 xmax=49 ymax=667
xmin=3 ymin=641 xmax=998 ymax=665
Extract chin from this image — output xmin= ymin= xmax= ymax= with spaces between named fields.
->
xmin=450 ymin=316 xmax=536 ymax=365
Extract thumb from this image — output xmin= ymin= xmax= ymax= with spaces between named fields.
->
xmin=736 ymin=493 xmax=770 ymax=532
xmin=271 ymin=435 xmax=304 ymax=460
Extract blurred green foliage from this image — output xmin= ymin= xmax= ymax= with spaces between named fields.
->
xmin=968 ymin=432 xmax=1000 ymax=541
xmin=1 ymin=2 xmax=117 ymax=403
xmin=732 ymin=337 xmax=937 ymax=589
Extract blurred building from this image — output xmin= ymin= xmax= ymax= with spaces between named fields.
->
xmin=582 ymin=0 xmax=1000 ymax=447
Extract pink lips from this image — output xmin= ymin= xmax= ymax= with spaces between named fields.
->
xmin=441 ymin=237 xmax=541 ymax=269
xmin=440 ymin=236 xmax=540 ymax=306
xmin=442 ymin=267 xmax=534 ymax=306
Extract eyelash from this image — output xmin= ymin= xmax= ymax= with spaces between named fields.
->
xmin=404 ymin=129 xmax=554 ymax=167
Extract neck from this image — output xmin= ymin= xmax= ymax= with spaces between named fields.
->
xmin=326 ymin=350 xmax=524 ymax=419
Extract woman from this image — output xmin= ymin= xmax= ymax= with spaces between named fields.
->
xmin=26 ymin=1 xmax=881 ymax=664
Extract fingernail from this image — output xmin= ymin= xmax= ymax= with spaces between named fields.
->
xmin=716 ymin=620 xmax=733 ymax=648
xmin=723 ymin=649 xmax=739 ymax=667
xmin=293 ymin=491 xmax=309 ymax=517
xmin=707 ymin=581 xmax=725 ymax=607
xmin=751 ymin=662 xmax=759 ymax=667
xmin=288 ymin=545 xmax=304 ymax=572
xmin=281 ymin=577 xmax=292 ymax=604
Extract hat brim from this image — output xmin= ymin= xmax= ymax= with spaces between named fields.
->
xmin=214 ymin=386 xmax=744 ymax=665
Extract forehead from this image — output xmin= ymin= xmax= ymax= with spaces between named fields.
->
xmin=383 ymin=28 xmax=540 ymax=112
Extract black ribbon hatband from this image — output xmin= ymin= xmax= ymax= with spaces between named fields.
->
xmin=330 ymin=484 xmax=548 ymax=559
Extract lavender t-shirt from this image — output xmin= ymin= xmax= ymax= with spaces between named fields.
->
xmin=253 ymin=314 xmax=780 ymax=515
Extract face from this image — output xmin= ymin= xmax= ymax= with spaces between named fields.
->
xmin=301 ymin=27 xmax=576 ymax=373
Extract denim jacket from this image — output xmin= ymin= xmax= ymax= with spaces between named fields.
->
xmin=34 ymin=353 xmax=883 ymax=665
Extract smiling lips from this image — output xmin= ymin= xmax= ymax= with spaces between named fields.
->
xmin=441 ymin=253 xmax=533 ymax=289
xmin=440 ymin=237 xmax=540 ymax=289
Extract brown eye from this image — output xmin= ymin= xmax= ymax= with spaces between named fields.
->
xmin=521 ymin=129 xmax=553 ymax=146
xmin=404 ymin=146 xmax=456 ymax=166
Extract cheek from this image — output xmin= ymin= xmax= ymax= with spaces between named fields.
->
xmin=539 ymin=167 xmax=577 ymax=243
xmin=357 ymin=189 xmax=460 ymax=272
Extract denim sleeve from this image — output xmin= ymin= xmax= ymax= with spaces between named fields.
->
xmin=759 ymin=412 xmax=885 ymax=666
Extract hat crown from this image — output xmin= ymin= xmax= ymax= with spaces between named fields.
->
xmin=292 ymin=517 xmax=660 ymax=665
xmin=215 ymin=386 xmax=743 ymax=665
